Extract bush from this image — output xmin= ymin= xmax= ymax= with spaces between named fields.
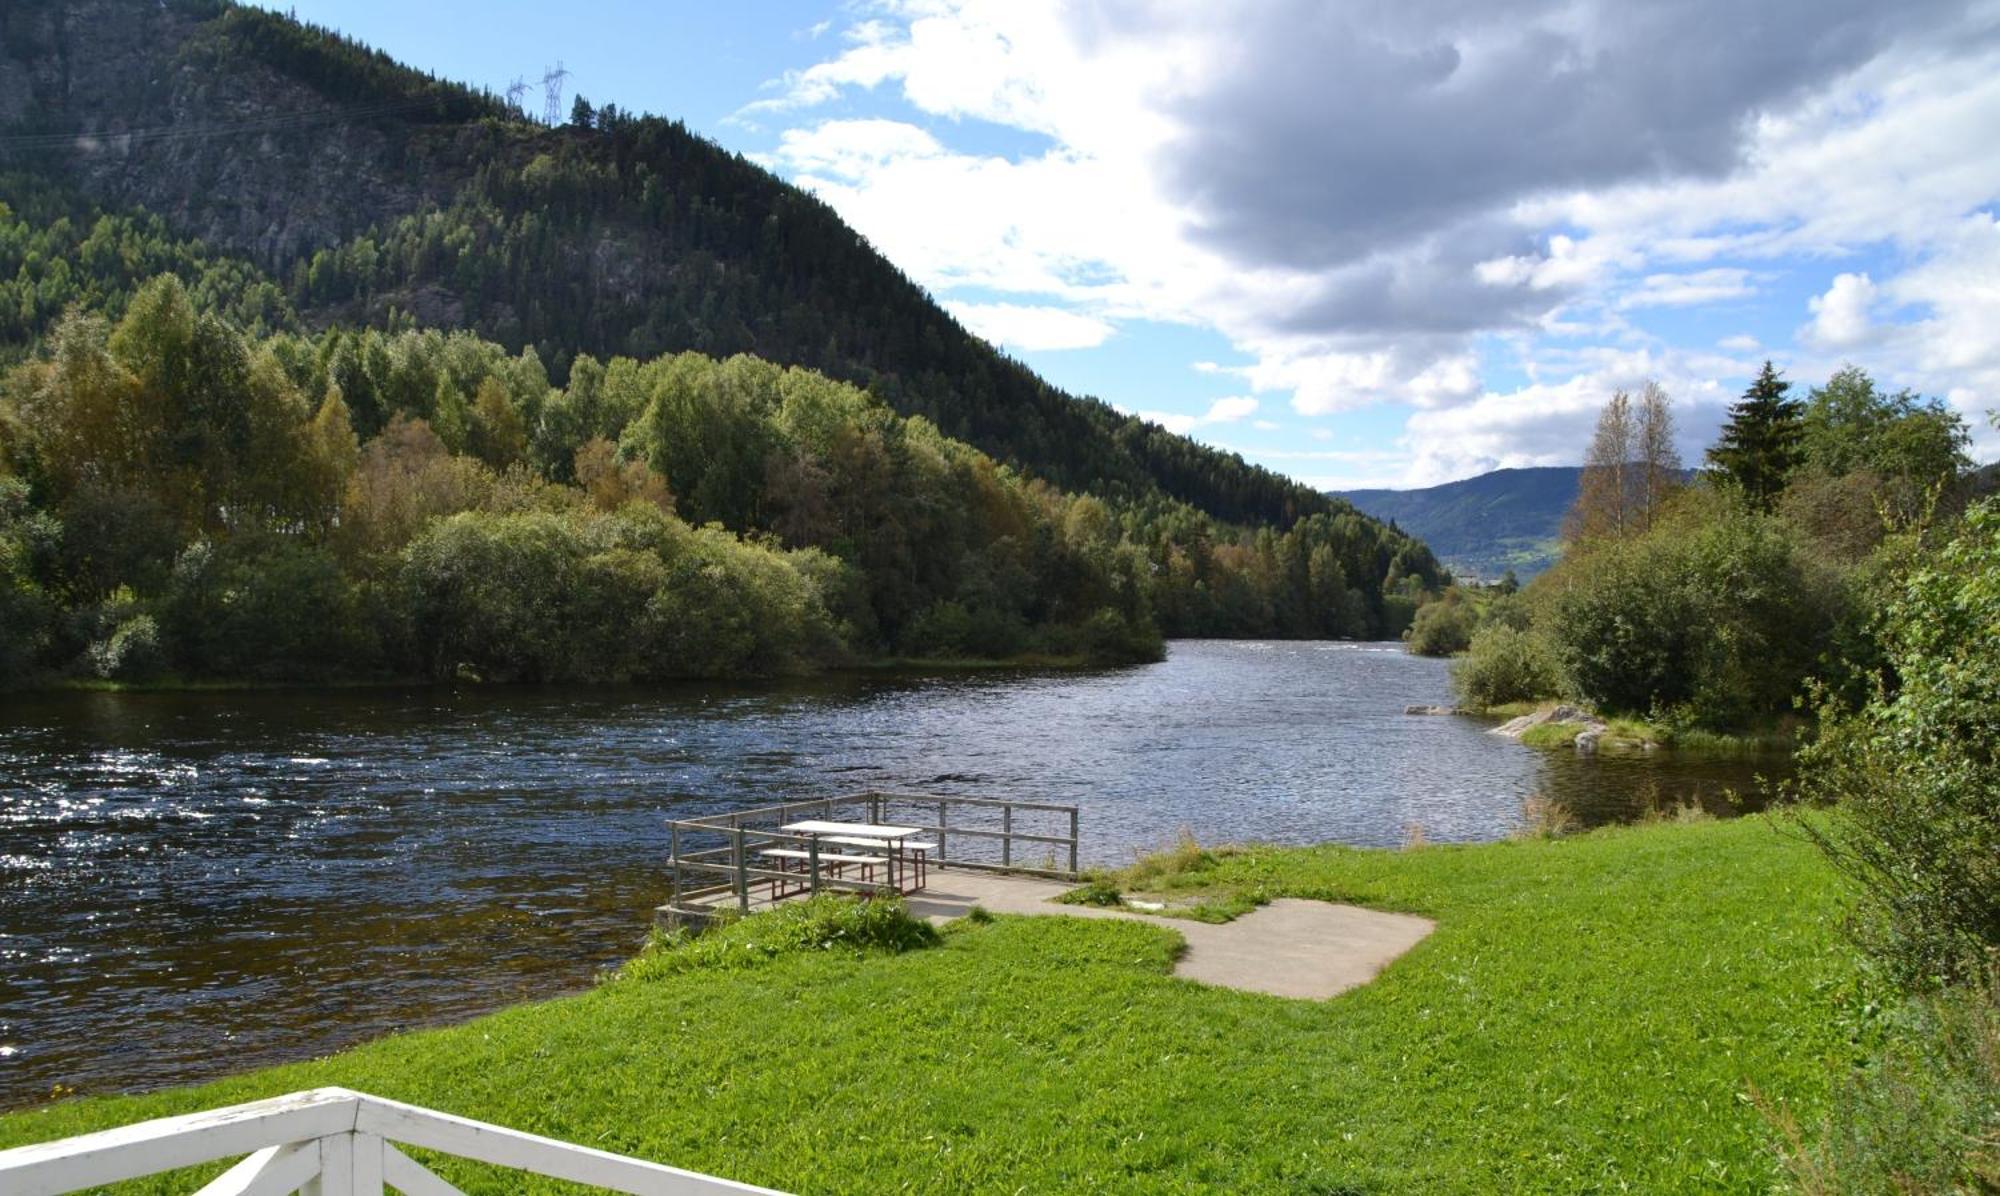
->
xmin=620 ymin=895 xmax=939 ymax=982
xmin=901 ymin=600 xmax=975 ymax=658
xmin=1779 ymin=975 xmax=2000 ymax=1194
xmin=1075 ymin=606 xmax=1164 ymax=664
xmin=87 ymin=610 xmax=163 ymax=680
xmin=0 ymin=478 xmax=55 ymax=686
xmin=1796 ymin=499 xmax=2000 ymax=988
xmin=403 ymin=506 xmax=843 ymax=682
xmin=1406 ymin=595 xmax=1475 ymax=656
xmin=1452 ymin=624 xmax=1560 ymax=708
xmin=1546 ymin=499 xmax=1847 ymax=727
xmin=163 ymin=539 xmax=375 ymax=680
xmin=1058 ymin=877 xmax=1125 ymax=908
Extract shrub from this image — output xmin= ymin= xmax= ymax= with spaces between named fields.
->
xmin=1075 ymin=606 xmax=1164 ymax=664
xmin=1452 ymin=624 xmax=1561 ymax=708
xmin=1778 ymin=974 xmax=2000 ymax=1194
xmin=163 ymin=539 xmax=375 ymax=680
xmin=0 ymin=478 xmax=55 ymax=686
xmin=1405 ymin=594 xmax=1475 ymax=656
xmin=620 ymin=895 xmax=938 ymax=982
xmin=1796 ymin=499 xmax=2000 ymax=988
xmin=403 ymin=506 xmax=843 ymax=682
xmin=1058 ymin=878 xmax=1125 ymax=908
xmin=901 ymin=599 xmax=975 ymax=658
xmin=1546 ymin=499 xmax=1847 ymax=727
xmin=87 ymin=609 xmax=163 ymax=680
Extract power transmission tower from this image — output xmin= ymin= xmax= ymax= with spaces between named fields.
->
xmin=541 ymin=61 xmax=570 ymax=126
xmin=505 ymin=76 xmax=528 ymax=116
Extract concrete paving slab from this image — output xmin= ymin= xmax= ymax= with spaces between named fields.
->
xmin=905 ymin=869 xmax=1433 ymax=1000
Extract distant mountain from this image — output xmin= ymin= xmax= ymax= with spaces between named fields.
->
xmin=1334 ymin=467 xmax=1582 ymax=580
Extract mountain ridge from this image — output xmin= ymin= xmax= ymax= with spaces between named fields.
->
xmin=0 ymin=0 xmax=1370 ymax=534
xmin=1334 ymin=466 xmax=1582 ymax=580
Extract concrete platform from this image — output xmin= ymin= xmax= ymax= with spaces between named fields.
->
xmin=905 ymin=869 xmax=1434 ymax=1000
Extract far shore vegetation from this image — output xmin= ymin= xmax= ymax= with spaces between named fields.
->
xmin=0 ymin=275 xmax=1448 ymax=694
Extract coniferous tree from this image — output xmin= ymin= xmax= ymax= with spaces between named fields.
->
xmin=1707 ymin=361 xmax=1803 ymax=507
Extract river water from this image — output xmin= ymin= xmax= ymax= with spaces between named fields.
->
xmin=0 ymin=640 xmax=1785 ymax=1107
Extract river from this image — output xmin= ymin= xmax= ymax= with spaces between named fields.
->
xmin=0 ymin=640 xmax=1786 ymax=1107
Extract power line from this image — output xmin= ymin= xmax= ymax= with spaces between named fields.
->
xmin=540 ymin=61 xmax=570 ymax=126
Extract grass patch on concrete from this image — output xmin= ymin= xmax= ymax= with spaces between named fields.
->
xmin=0 ymin=816 xmax=1854 ymax=1194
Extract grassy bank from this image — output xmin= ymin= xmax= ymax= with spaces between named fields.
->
xmin=0 ymin=817 xmax=1854 ymax=1194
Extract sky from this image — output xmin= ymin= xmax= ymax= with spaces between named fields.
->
xmin=254 ymin=0 xmax=2000 ymax=489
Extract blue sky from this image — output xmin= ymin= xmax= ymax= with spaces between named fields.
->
xmin=257 ymin=1 xmax=2000 ymax=488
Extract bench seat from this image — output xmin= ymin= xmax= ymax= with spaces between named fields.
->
xmin=756 ymin=848 xmax=883 ymax=866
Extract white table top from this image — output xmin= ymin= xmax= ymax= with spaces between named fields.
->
xmin=781 ymin=820 xmax=924 ymax=840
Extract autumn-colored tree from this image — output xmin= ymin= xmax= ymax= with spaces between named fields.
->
xmin=574 ymin=437 xmax=673 ymax=514
xmin=1564 ymin=382 xmax=1682 ymax=544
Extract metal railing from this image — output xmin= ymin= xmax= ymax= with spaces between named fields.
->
xmin=0 ymin=1086 xmax=785 ymax=1195
xmin=662 ymin=791 xmax=1080 ymax=920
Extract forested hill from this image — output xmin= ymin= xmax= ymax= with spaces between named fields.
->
xmin=0 ymin=0 xmax=1338 ymax=530
xmin=1335 ymin=467 xmax=1584 ymax=580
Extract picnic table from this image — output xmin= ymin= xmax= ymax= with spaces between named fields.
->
xmin=777 ymin=820 xmax=935 ymax=894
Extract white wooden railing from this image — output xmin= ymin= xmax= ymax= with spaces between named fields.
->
xmin=0 ymin=1087 xmax=790 ymax=1196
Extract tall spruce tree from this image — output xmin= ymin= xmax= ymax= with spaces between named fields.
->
xmin=1707 ymin=361 xmax=1803 ymax=506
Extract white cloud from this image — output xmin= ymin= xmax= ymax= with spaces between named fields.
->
xmin=1619 ymin=268 xmax=1757 ymax=310
xmin=1131 ymin=394 xmax=1259 ymax=434
xmin=748 ymin=0 xmax=2000 ymax=483
xmin=943 ymin=301 xmax=1115 ymax=351
xmin=1203 ymin=395 xmax=1258 ymax=423
xmin=1804 ymin=272 xmax=1880 ymax=349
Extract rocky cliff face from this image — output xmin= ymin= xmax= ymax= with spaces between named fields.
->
xmin=0 ymin=0 xmax=464 ymax=264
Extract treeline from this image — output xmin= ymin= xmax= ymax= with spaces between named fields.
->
xmin=1421 ymin=361 xmax=1978 ymax=733
xmin=0 ymin=0 xmax=1340 ymax=532
xmin=0 ymin=276 xmax=1443 ymax=688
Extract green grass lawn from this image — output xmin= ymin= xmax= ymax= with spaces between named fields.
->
xmin=0 ymin=816 xmax=1855 ymax=1194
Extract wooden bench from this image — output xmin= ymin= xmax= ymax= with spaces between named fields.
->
xmin=810 ymin=836 xmax=940 ymax=886
xmin=756 ymin=847 xmax=888 ymax=898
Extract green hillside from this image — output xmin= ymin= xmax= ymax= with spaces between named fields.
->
xmin=0 ymin=0 xmax=1358 ymax=533
xmin=1335 ymin=467 xmax=1581 ymax=579
xmin=0 ymin=0 xmax=1465 ymax=685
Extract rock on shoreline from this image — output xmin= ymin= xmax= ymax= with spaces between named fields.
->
xmin=1491 ymin=704 xmax=1611 ymax=751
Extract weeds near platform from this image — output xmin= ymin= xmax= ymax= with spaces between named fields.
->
xmin=621 ymin=895 xmax=938 ymax=982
